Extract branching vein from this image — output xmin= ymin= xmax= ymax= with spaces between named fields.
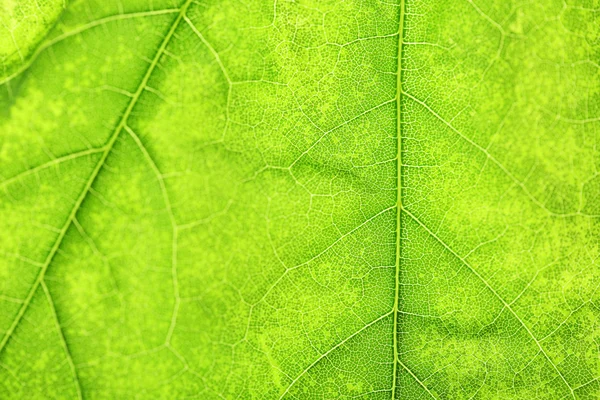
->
xmin=403 ymin=208 xmax=575 ymax=398
xmin=0 ymin=0 xmax=194 ymax=376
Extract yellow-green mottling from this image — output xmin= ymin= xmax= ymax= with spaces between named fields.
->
xmin=0 ymin=0 xmax=599 ymax=399
xmin=0 ymin=0 xmax=65 ymax=80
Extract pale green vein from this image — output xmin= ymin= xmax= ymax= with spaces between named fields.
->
xmin=289 ymin=98 xmax=397 ymax=169
xmin=183 ymin=14 xmax=233 ymax=146
xmin=402 ymin=90 xmax=600 ymax=219
xmin=124 ymin=125 xmax=180 ymax=346
xmin=573 ymin=375 xmax=600 ymax=393
xmin=0 ymin=0 xmax=194 ymax=358
xmin=252 ymin=204 xmax=396 ymax=307
xmin=0 ymin=143 xmax=106 ymax=356
xmin=0 ymin=8 xmax=180 ymax=86
xmin=402 ymin=207 xmax=576 ymax=399
xmin=392 ymin=0 xmax=406 ymax=399
xmin=183 ymin=16 xmax=231 ymax=85
xmin=41 ymin=280 xmax=82 ymax=400
xmin=0 ymin=147 xmax=105 ymax=189
xmin=278 ymin=310 xmax=394 ymax=399
xmin=397 ymin=358 xmax=438 ymax=400
xmin=0 ymin=362 xmax=22 ymax=388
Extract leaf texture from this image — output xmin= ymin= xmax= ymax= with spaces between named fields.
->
xmin=1 ymin=0 xmax=600 ymax=399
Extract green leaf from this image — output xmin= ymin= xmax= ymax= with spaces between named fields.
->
xmin=0 ymin=0 xmax=65 ymax=81
xmin=1 ymin=0 xmax=599 ymax=398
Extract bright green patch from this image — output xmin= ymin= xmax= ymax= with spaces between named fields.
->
xmin=1 ymin=0 xmax=599 ymax=399
xmin=0 ymin=0 xmax=65 ymax=80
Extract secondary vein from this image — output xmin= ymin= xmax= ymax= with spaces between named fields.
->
xmin=0 ymin=8 xmax=180 ymax=87
xmin=0 ymin=0 xmax=194 ymax=366
xmin=391 ymin=0 xmax=406 ymax=399
xmin=41 ymin=280 xmax=82 ymax=400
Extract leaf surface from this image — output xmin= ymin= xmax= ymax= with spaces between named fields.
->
xmin=1 ymin=0 xmax=599 ymax=399
xmin=0 ymin=0 xmax=65 ymax=81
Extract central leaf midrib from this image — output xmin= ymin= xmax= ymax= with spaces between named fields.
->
xmin=391 ymin=0 xmax=407 ymax=398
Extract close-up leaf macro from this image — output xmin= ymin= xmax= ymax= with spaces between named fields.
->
xmin=1 ymin=0 xmax=600 ymax=398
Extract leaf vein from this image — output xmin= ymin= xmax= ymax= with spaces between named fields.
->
xmin=403 ymin=207 xmax=575 ymax=398
xmin=124 ymin=126 xmax=180 ymax=346
xmin=402 ymin=90 xmax=600 ymax=219
xmin=0 ymin=0 xmax=194 ymax=358
xmin=41 ymin=280 xmax=83 ymax=400
xmin=279 ymin=310 xmax=394 ymax=399
xmin=392 ymin=0 xmax=407 ymax=398
xmin=0 ymin=8 xmax=181 ymax=86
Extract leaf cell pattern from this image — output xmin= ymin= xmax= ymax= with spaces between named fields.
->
xmin=1 ymin=0 xmax=599 ymax=399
